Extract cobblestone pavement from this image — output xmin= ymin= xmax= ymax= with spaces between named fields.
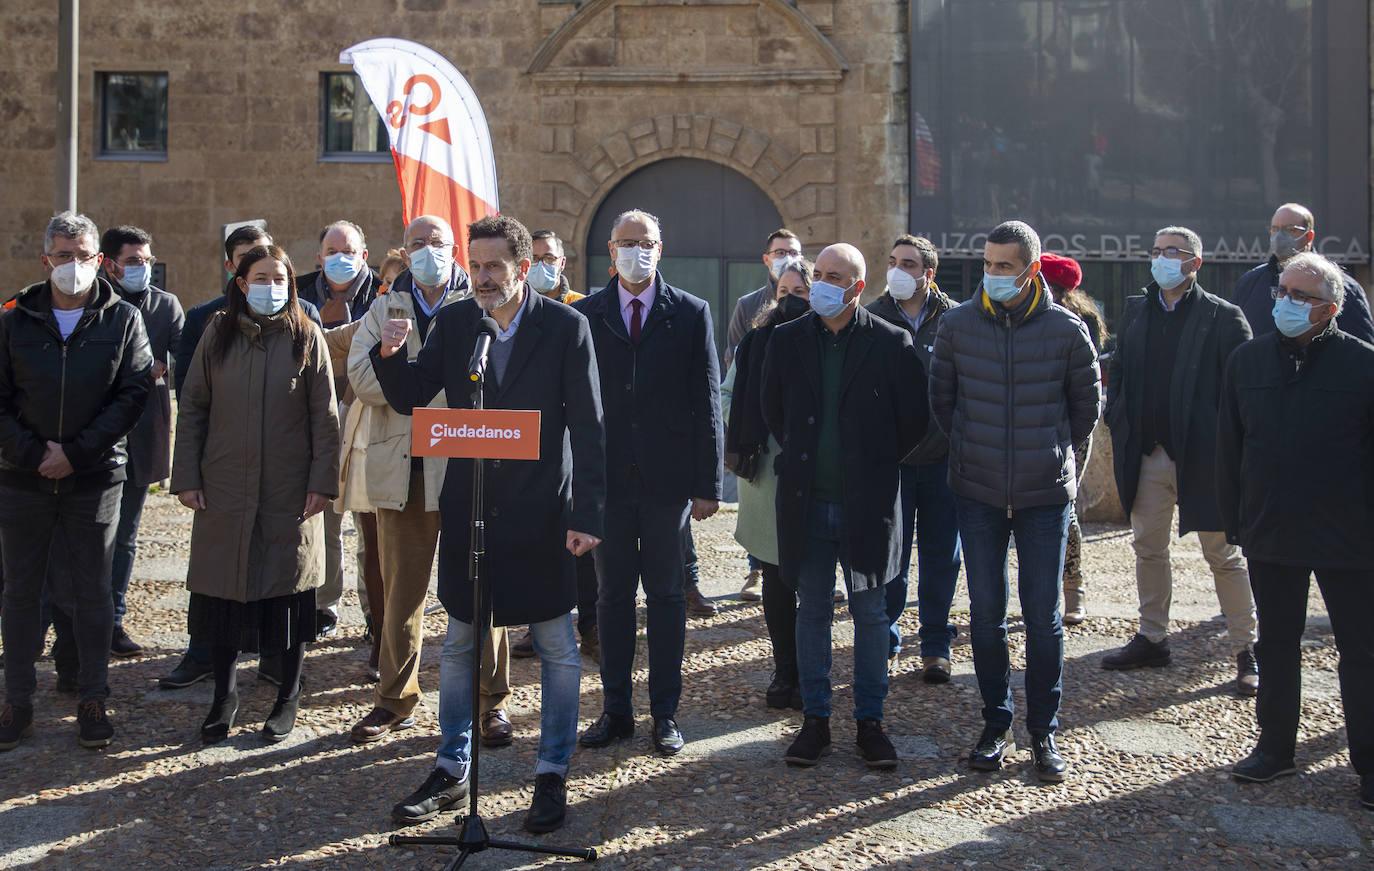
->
xmin=1 ymin=491 xmax=1368 ymax=869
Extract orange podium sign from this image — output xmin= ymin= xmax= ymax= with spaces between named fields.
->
xmin=411 ymin=408 xmax=542 ymax=459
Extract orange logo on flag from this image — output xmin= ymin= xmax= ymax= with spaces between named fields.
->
xmin=411 ymin=408 xmax=541 ymax=460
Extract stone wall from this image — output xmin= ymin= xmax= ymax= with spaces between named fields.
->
xmin=0 ymin=0 xmax=909 ymax=307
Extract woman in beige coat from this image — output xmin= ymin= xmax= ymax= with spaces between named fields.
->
xmin=172 ymin=245 xmax=339 ymax=744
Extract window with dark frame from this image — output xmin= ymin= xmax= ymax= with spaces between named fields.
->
xmin=321 ymin=72 xmax=389 ymax=159
xmin=98 ymin=72 xmax=168 ymax=157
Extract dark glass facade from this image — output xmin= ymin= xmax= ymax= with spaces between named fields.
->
xmin=908 ymin=0 xmax=1369 ymax=322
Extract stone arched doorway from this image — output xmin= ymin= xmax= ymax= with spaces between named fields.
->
xmin=584 ymin=157 xmax=785 ymax=355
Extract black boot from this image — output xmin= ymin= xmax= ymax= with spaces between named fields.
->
xmin=201 ymin=691 xmax=239 ymax=744
xmin=262 ymin=695 xmax=299 ymax=743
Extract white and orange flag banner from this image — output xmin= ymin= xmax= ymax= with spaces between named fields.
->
xmin=340 ymin=38 xmax=499 ymax=269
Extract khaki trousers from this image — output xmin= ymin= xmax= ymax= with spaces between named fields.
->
xmin=1129 ymin=446 xmax=1257 ymax=652
xmin=375 ymin=468 xmax=509 ymax=718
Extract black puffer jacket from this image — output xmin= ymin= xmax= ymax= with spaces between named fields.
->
xmin=1217 ymin=322 xmax=1374 ymax=570
xmin=0 ymin=277 xmax=153 ymax=490
xmin=929 ymin=275 xmax=1101 ymax=511
xmin=867 ymin=284 xmax=955 ymax=466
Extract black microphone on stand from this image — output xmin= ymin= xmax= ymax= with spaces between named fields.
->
xmin=468 ymin=317 xmax=499 ymax=383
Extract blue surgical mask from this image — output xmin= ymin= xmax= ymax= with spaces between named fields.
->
xmin=408 ymin=245 xmax=452 ymax=288
xmin=982 ymin=267 xmax=1028 ymax=303
xmin=117 ymin=263 xmax=151 ymax=294
xmin=247 ymin=283 xmax=290 ymax=316
xmin=1272 ymin=295 xmax=1318 ymax=338
xmin=527 ymin=261 xmax=560 ymax=293
xmin=1150 ymin=256 xmax=1188 ymax=291
xmin=323 ymin=251 xmax=363 ymax=285
xmin=810 ymin=280 xmax=854 ymax=318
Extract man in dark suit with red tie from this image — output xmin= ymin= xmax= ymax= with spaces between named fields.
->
xmin=573 ymin=209 xmax=724 ymax=757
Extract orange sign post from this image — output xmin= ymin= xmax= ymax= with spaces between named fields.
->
xmin=411 ymin=408 xmax=542 ymax=460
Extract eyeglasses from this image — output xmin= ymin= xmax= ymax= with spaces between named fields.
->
xmin=46 ymin=251 xmax=99 ymax=265
xmin=612 ymin=239 xmax=660 ymax=250
xmin=1149 ymin=246 xmax=1196 ymax=259
xmin=1269 ymin=223 xmax=1310 ymax=237
xmin=1271 ymin=285 xmax=1332 ymax=306
xmin=408 ymin=240 xmax=451 ymax=251
xmin=118 ymin=256 xmax=157 ymax=267
xmin=532 ymin=254 xmax=561 ymax=266
xmin=767 ymin=247 xmax=800 ymax=258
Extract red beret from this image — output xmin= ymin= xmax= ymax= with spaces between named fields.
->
xmin=1039 ymin=253 xmax=1082 ymax=291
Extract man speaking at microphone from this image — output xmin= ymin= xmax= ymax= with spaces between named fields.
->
xmin=370 ymin=215 xmax=606 ymax=834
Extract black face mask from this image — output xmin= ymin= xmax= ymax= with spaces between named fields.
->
xmin=775 ymin=293 xmax=811 ymax=324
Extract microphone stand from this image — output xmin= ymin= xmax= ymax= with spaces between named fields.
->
xmin=390 ymin=347 xmax=597 ymax=868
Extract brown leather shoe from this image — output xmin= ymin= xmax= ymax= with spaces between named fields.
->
xmin=350 ymin=706 xmax=415 ymax=744
xmin=921 ymin=656 xmax=952 ymax=685
xmin=685 ymin=585 xmax=718 ymax=617
xmin=480 ymin=709 xmax=512 ymax=747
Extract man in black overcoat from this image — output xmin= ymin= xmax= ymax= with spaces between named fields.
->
xmin=371 ymin=215 xmax=605 ymax=834
xmin=572 ymin=209 xmax=724 ymax=758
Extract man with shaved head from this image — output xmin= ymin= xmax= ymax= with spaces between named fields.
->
xmin=929 ymin=220 xmax=1101 ymax=782
xmin=760 ymin=242 xmax=928 ymax=770
xmin=346 ymin=215 xmax=510 ymax=756
xmin=1229 ymin=203 xmax=1374 ymax=343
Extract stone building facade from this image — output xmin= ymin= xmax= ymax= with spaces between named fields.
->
xmin=1 ymin=0 xmax=910 ymax=308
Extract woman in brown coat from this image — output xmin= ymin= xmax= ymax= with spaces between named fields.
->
xmin=172 ymin=245 xmax=339 ymax=744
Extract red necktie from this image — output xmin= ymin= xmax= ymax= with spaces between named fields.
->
xmin=630 ymin=297 xmax=643 ymax=345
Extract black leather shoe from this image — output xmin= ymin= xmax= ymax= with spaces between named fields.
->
xmin=392 ymin=768 xmax=469 ymax=824
xmin=1102 ymin=633 xmax=1171 ymax=670
xmin=784 ymin=715 xmax=832 ymax=766
xmin=524 ymin=772 xmax=568 ymax=833
xmin=579 ymin=712 xmax=634 ymax=748
xmin=1231 ymin=749 xmax=1297 ymax=783
xmin=765 ymin=672 xmax=798 ymax=709
xmin=652 ymin=717 xmax=684 ymax=755
xmin=1031 ymin=732 xmax=1068 ymax=782
xmin=968 ymin=726 xmax=1014 ymax=771
xmin=201 ymin=691 xmax=239 ymax=744
xmin=159 ymin=654 xmax=213 ymax=689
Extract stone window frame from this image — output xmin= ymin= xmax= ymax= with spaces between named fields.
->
xmin=317 ymin=72 xmax=392 ymax=164
xmin=94 ymin=71 xmax=168 ymax=163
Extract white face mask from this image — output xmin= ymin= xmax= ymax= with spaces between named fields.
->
xmin=615 ymin=246 xmax=657 ymax=285
xmin=50 ymin=259 xmax=99 ymax=297
xmin=770 ymin=253 xmax=802 ymax=280
xmin=885 ymin=267 xmax=923 ymax=301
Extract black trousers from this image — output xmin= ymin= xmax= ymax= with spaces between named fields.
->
xmin=1248 ymin=560 xmax=1374 ymax=775
xmin=1 ymin=481 xmax=120 ymax=706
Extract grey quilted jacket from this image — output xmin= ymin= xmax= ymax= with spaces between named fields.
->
xmin=929 ymin=276 xmax=1102 ymax=512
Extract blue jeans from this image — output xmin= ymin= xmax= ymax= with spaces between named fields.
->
xmin=437 ymin=613 xmax=580 ymax=778
xmin=886 ymin=459 xmax=962 ymax=658
xmin=955 ymin=496 xmax=1071 ymax=735
xmin=110 ymin=479 xmax=148 ymax=626
xmin=794 ymin=501 xmax=889 ymax=721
